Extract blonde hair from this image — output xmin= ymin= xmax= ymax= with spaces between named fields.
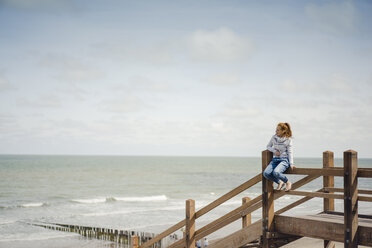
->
xmin=277 ymin=123 xmax=292 ymax=138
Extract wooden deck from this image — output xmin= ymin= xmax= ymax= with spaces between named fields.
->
xmin=275 ymin=212 xmax=372 ymax=247
xmin=138 ymin=150 xmax=372 ymax=248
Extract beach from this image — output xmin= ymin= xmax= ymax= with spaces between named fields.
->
xmin=1 ymin=155 xmax=371 ymax=247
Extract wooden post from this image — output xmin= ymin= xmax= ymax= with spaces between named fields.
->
xmin=262 ymin=150 xmax=274 ymax=248
xmin=242 ymin=197 xmax=251 ymax=228
xmin=344 ymin=150 xmax=358 ymax=248
xmin=323 ymin=151 xmax=335 ymax=248
xmin=131 ymin=235 xmax=139 ymax=248
xmin=185 ymin=199 xmax=195 ymax=248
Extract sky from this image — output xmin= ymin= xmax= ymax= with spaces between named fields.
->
xmin=0 ymin=0 xmax=372 ymax=158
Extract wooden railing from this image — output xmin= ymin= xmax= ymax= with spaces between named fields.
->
xmin=139 ymin=150 xmax=372 ymax=248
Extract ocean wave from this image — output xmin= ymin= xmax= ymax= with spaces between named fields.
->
xmin=0 ymin=202 xmax=49 ymax=209
xmin=115 ymin=195 xmax=168 ymax=202
xmin=81 ymin=204 xmax=184 ymax=217
xmin=0 ymin=220 xmax=17 ymax=226
xmin=19 ymin=202 xmax=49 ymax=208
xmin=72 ymin=195 xmax=168 ymax=204
xmin=0 ymin=233 xmax=78 ymax=242
xmin=71 ymin=198 xmax=107 ymax=204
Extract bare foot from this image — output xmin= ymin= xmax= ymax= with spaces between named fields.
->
xmin=285 ymin=181 xmax=292 ymax=192
xmin=276 ymin=181 xmax=284 ymax=190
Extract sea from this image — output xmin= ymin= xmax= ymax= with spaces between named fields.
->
xmin=0 ymin=155 xmax=371 ymax=248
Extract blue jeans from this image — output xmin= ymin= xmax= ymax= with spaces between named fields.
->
xmin=263 ymin=157 xmax=290 ymax=184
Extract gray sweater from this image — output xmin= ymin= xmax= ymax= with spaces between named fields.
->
xmin=266 ymin=135 xmax=294 ymax=166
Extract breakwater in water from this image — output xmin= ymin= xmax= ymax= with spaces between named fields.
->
xmin=29 ymin=222 xmax=179 ymax=247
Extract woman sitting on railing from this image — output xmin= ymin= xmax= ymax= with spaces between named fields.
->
xmin=263 ymin=122 xmax=295 ymax=192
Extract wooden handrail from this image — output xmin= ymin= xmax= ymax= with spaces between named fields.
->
xmin=287 ymin=167 xmax=343 ymax=176
xmin=195 ymin=173 xmax=261 ymax=219
xmin=139 ymin=220 xmax=185 ymax=248
xmin=323 ymin=187 xmax=372 ymax=195
xmin=358 ymin=196 xmax=372 ymax=202
xmin=193 ymin=175 xmax=319 ymax=242
xmin=139 ymin=173 xmax=261 ymax=248
xmin=286 ymin=167 xmax=372 ymax=178
xmin=275 ymin=188 xmax=323 ymax=215
xmin=282 ymin=190 xmax=344 ymax=199
xmin=168 ymin=175 xmax=320 ymax=248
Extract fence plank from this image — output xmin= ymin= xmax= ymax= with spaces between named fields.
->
xmin=242 ymin=197 xmax=251 ymax=228
xmin=282 ymin=190 xmax=344 ymax=199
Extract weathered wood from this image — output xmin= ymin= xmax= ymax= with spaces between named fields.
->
xmin=289 ymin=167 xmax=372 ymax=177
xmin=131 ymin=235 xmax=139 ymax=248
xmin=262 ymin=150 xmax=274 ymax=248
xmin=194 ymin=174 xmax=319 ymax=241
xmin=344 ymin=150 xmax=358 ymax=248
xmin=207 ymin=221 xmax=262 ymax=248
xmin=357 ymin=168 xmax=372 ymax=178
xmin=275 ymin=214 xmax=372 ymax=246
xmin=140 ymin=173 xmax=261 ymax=248
xmin=287 ymin=167 xmax=343 ymax=176
xmin=282 ymin=190 xmax=344 ymax=199
xmin=139 ymin=219 xmax=185 ymax=248
xmin=358 ymin=196 xmax=372 ymax=202
xmin=324 ymin=187 xmax=372 ymax=195
xmin=195 ymin=194 xmax=262 ymax=237
xmin=323 ymin=151 xmax=335 ymax=212
xmin=275 ymin=189 xmax=323 ymax=215
xmin=242 ymin=197 xmax=251 ymax=228
xmin=195 ymin=173 xmax=261 ymax=219
xmin=167 ymin=237 xmax=185 ymax=248
xmin=275 ymin=215 xmax=344 ymax=242
xmin=145 ymin=149 xmax=369 ymax=248
xmin=185 ymin=199 xmax=195 ymax=248
xmin=195 ymin=199 xmax=262 ymax=241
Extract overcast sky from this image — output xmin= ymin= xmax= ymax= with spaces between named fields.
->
xmin=0 ymin=0 xmax=371 ymax=158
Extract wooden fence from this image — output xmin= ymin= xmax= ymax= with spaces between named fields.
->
xmin=139 ymin=150 xmax=372 ymax=248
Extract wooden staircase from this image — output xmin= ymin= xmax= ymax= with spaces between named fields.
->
xmin=139 ymin=150 xmax=372 ymax=248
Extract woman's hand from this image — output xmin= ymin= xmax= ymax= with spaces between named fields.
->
xmin=275 ymin=151 xmax=280 ymax=156
xmin=290 ymin=164 xmax=296 ymax=170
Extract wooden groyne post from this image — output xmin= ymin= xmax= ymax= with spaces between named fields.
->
xmin=131 ymin=235 xmax=139 ymax=248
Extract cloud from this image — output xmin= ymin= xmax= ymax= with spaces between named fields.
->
xmin=0 ymin=0 xmax=77 ymax=11
xmin=39 ymin=54 xmax=105 ymax=82
xmin=205 ymin=72 xmax=242 ymax=86
xmin=94 ymin=40 xmax=174 ymax=66
xmin=214 ymin=99 xmax=260 ymax=120
xmin=188 ymin=27 xmax=253 ymax=62
xmin=114 ymin=76 xmax=171 ymax=93
xmin=281 ymin=74 xmax=358 ymax=97
xmin=0 ymin=75 xmax=16 ymax=92
xmin=16 ymin=94 xmax=61 ymax=108
xmin=100 ymin=95 xmax=147 ymax=113
xmin=305 ymin=1 xmax=357 ymax=34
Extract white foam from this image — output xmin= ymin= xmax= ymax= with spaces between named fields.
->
xmin=72 ymin=195 xmax=168 ymax=204
xmin=20 ymin=202 xmax=47 ymax=208
xmin=0 ymin=220 xmax=16 ymax=225
xmin=71 ymin=198 xmax=106 ymax=204
xmin=81 ymin=204 xmax=184 ymax=217
xmin=0 ymin=232 xmax=78 ymax=242
xmin=115 ymin=195 xmax=168 ymax=202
